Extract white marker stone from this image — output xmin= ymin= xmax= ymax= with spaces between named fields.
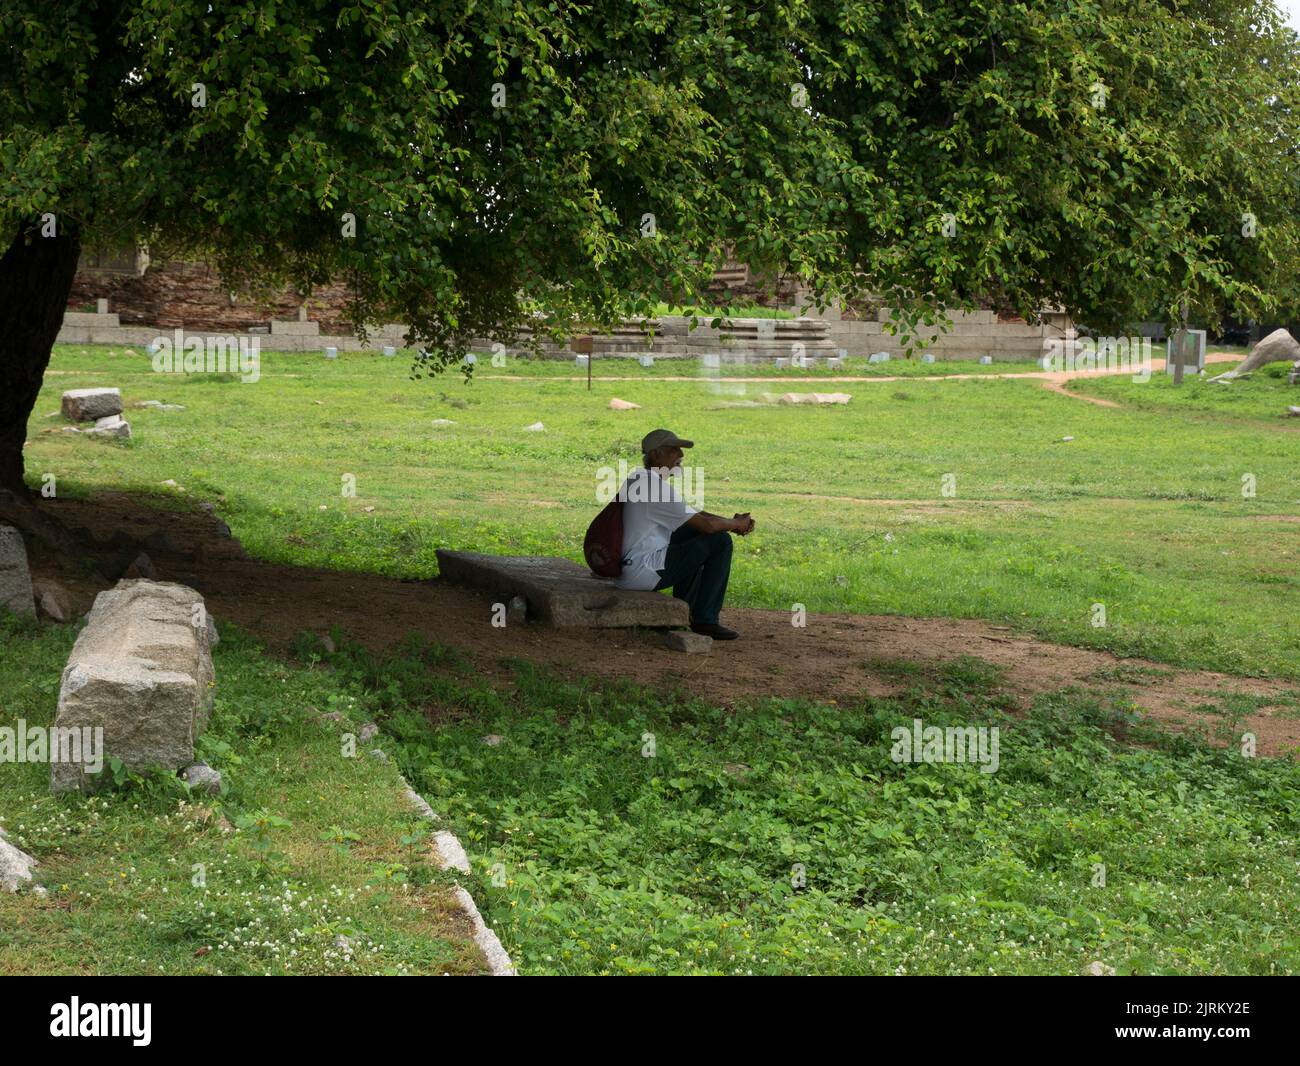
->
xmin=324 ymin=347 xmax=338 ymax=359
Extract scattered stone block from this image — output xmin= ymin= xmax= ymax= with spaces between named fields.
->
xmin=609 ymin=397 xmax=640 ymax=410
xmin=868 ymin=351 xmax=890 ymax=363
xmin=827 ymin=357 xmax=844 ymax=370
xmin=432 ymin=418 xmax=456 ymax=426
xmin=777 ymin=392 xmax=852 ymax=405
xmin=180 ymin=762 xmax=222 ymax=795
xmin=437 ymin=550 xmax=688 ymax=628
xmin=61 ymin=388 xmax=123 ymax=422
xmin=664 ymin=630 xmax=712 ymax=654
xmin=638 ymin=355 xmax=654 ymax=368
xmin=0 ymin=524 xmax=35 ymax=618
xmin=979 ymin=355 xmax=993 ymax=365
xmin=481 ymin=734 xmax=504 ymax=747
xmin=774 ymin=357 xmax=790 ymax=369
xmin=383 ymin=346 xmax=396 ymax=357
xmin=85 ymin=414 xmax=132 ymax=439
xmin=920 ymin=353 xmax=936 ymax=364
xmin=523 ymin=421 xmax=545 ymax=432
xmin=1287 ymin=406 xmax=1300 ymax=418
xmin=50 ymin=580 xmax=216 ymax=793
xmin=0 ymin=829 xmax=38 ymax=892
xmin=32 ymin=578 xmax=74 ymax=623
xmin=358 ymin=722 xmax=379 ymax=742
xmin=506 ymin=594 xmax=527 ymax=625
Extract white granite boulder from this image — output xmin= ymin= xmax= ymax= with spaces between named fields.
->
xmin=50 ymin=579 xmax=215 ymax=793
xmin=0 ymin=524 xmax=35 ymax=618
xmin=0 ymin=829 xmax=38 ymax=892
xmin=1213 ymin=328 xmax=1300 ymax=380
xmin=84 ymin=414 xmax=132 ymax=439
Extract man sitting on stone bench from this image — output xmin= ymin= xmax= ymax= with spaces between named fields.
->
xmin=614 ymin=428 xmax=755 ymax=640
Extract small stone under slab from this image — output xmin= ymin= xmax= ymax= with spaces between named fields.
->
xmin=436 ymin=550 xmax=688 ymax=629
xmin=663 ymin=630 xmax=713 ymax=654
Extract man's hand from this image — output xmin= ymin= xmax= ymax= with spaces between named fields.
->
xmin=688 ymin=511 xmax=756 ymax=536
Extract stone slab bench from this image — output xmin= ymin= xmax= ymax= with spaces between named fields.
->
xmin=436 ymin=550 xmax=687 ymax=628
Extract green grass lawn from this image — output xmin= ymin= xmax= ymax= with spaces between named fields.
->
xmin=330 ymin=637 xmax=1300 ymax=976
xmin=9 ymin=340 xmax=1300 ymax=976
xmin=28 ymin=342 xmax=1300 ymax=679
xmin=0 ymin=614 xmax=485 ymax=975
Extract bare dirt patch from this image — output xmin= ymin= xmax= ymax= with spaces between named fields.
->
xmin=29 ymin=492 xmax=1300 ymax=758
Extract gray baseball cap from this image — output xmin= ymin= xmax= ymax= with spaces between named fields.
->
xmin=641 ymin=428 xmax=694 ymax=453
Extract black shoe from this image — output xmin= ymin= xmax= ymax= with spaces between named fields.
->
xmin=691 ymin=622 xmax=739 ymax=640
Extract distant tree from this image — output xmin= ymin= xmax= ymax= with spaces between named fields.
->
xmin=3 ymin=0 xmax=1299 ymax=491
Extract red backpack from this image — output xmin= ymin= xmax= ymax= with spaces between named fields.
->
xmin=584 ymin=499 xmax=624 ymax=578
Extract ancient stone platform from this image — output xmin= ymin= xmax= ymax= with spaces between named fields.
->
xmin=436 ymin=550 xmax=687 ymax=628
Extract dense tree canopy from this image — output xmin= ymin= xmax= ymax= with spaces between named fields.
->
xmin=2 ymin=0 xmax=1299 ymax=488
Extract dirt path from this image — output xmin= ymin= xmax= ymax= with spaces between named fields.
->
xmin=26 ymin=492 xmax=1299 ymax=758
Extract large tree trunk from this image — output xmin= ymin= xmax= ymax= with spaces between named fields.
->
xmin=0 ymin=220 xmax=82 ymax=493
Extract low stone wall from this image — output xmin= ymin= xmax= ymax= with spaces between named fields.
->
xmin=66 ymin=253 xmax=1074 ymax=361
xmin=797 ymin=304 xmax=1074 ymax=361
xmin=476 ymin=316 xmax=840 ymax=361
xmin=56 ymin=310 xmax=412 ymax=354
xmin=57 ymin=308 xmax=1071 ymax=363
xmin=68 ymin=259 xmax=356 ymax=334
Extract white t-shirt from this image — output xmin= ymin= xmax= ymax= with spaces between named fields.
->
xmin=614 ymin=467 xmax=697 ymax=590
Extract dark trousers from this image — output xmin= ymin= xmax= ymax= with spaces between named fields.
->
xmin=653 ymin=524 xmax=733 ymax=625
